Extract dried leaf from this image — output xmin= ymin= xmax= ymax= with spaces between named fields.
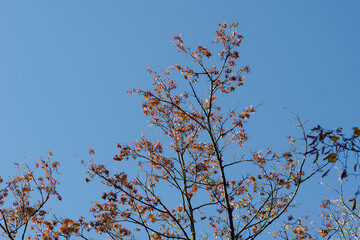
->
xmin=353 ymin=199 xmax=356 ymax=210
xmin=340 ymin=169 xmax=348 ymax=179
xmin=353 ymin=127 xmax=360 ymax=136
xmin=325 ymin=153 xmax=337 ymax=163
xmin=330 ymin=136 xmax=340 ymax=142
xmin=349 ymin=198 xmax=357 ymax=211
xmin=322 ymin=169 xmax=331 ymax=178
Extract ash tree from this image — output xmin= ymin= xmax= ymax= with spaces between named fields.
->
xmin=81 ymin=22 xmax=327 ymax=240
xmin=0 ymin=153 xmax=62 ymax=240
xmin=2 ymin=22 xmax=358 ymax=240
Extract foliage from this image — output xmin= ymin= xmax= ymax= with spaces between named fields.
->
xmin=274 ymin=126 xmax=360 ymax=240
xmin=0 ymin=23 xmax=358 ymax=240
xmin=0 ymin=152 xmax=61 ymax=240
xmin=306 ymin=125 xmax=360 ymax=208
xmin=81 ymin=22 xmax=326 ymax=239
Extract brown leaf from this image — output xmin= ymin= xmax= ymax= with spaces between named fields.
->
xmin=349 ymin=198 xmax=357 ymax=211
xmin=325 ymin=153 xmax=337 ymax=163
xmin=322 ymin=169 xmax=331 ymax=178
xmin=340 ymin=169 xmax=348 ymax=179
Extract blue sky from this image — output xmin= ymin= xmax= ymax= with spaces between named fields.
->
xmin=0 ymin=0 xmax=359 ymax=238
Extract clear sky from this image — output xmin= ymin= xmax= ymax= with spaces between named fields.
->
xmin=0 ymin=0 xmax=359 ymax=238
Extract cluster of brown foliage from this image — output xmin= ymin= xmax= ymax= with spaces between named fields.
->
xmin=0 ymin=152 xmax=61 ymax=239
xmin=0 ymin=23 xmax=358 ymax=240
xmin=307 ymin=126 xmax=360 ymax=180
xmin=274 ymin=126 xmax=360 ymax=240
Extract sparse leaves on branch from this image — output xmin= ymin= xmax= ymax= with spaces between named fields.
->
xmin=83 ymin=22 xmax=327 ymax=240
xmin=1 ymin=22 xmax=358 ymax=240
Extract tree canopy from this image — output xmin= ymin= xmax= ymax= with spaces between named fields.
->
xmin=0 ymin=22 xmax=359 ymax=240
